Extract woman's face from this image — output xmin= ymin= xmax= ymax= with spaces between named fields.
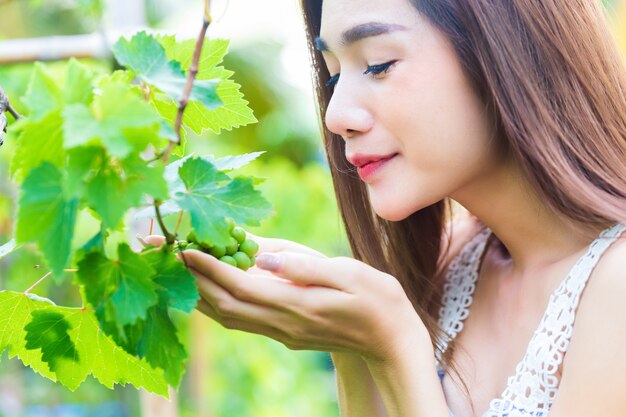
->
xmin=319 ymin=0 xmax=505 ymax=221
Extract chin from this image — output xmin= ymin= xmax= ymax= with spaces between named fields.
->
xmin=368 ymin=187 xmax=441 ymax=222
xmin=370 ymin=200 xmax=415 ymax=222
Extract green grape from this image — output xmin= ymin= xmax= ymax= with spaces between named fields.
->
xmin=199 ymin=241 xmax=214 ymax=251
xmin=231 ymin=226 xmax=246 ymax=244
xmin=249 ymin=255 xmax=256 ymax=267
xmin=186 ymin=230 xmax=198 ymax=243
xmin=225 ymin=237 xmax=238 ymax=256
xmin=239 ymin=239 xmax=259 ymax=258
xmin=232 ymin=251 xmax=251 ymax=270
xmin=186 ymin=242 xmax=203 ymax=251
xmin=209 ymin=245 xmax=226 ymax=258
xmin=225 ymin=217 xmax=235 ymax=233
xmin=219 ymin=255 xmax=237 ymax=267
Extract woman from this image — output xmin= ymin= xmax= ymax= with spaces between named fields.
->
xmin=149 ymin=0 xmax=626 ymax=415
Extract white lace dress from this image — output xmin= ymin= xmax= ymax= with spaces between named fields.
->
xmin=434 ymin=223 xmax=626 ymax=417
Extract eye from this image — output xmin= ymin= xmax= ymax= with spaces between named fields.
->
xmin=363 ymin=60 xmax=397 ymax=77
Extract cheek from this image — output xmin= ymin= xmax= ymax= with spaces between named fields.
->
xmin=367 ymin=52 xmax=499 ymax=220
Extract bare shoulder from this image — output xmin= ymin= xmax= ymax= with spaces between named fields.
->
xmin=547 ymin=235 xmax=626 ymax=416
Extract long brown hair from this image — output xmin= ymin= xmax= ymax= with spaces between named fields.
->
xmin=299 ymin=0 xmax=626 ymax=404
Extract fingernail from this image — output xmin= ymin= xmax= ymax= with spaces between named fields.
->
xmin=256 ymin=253 xmax=283 ymax=271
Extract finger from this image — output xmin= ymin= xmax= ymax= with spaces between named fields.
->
xmin=255 ymin=252 xmax=357 ymax=292
xmin=244 ymin=232 xmax=326 ymax=258
xmin=196 ymin=298 xmax=291 ymax=340
xmin=182 ymin=249 xmax=307 ymax=311
xmin=196 ymin=298 xmax=340 ymax=352
xmin=190 ymin=267 xmax=291 ymax=325
xmin=144 ymin=235 xmax=166 ymax=247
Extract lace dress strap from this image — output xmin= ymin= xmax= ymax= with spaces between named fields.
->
xmin=435 ymin=225 xmax=492 ymax=365
xmin=485 ymin=222 xmax=626 ymax=416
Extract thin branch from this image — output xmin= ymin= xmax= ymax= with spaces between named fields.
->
xmin=154 ymin=201 xmax=177 ymax=245
xmin=162 ymin=1 xmax=213 ymax=163
xmin=174 ymin=211 xmax=184 ymax=235
xmin=0 ymin=86 xmax=22 ymax=120
xmin=24 ymin=269 xmax=78 ymax=295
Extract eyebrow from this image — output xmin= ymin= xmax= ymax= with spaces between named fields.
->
xmin=315 ymin=22 xmax=408 ymax=53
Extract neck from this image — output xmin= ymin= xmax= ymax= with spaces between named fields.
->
xmin=450 ymin=160 xmax=606 ymax=274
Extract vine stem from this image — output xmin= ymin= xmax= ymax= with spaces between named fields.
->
xmin=0 ymin=86 xmax=22 ymax=120
xmin=162 ymin=0 xmax=213 ymax=163
xmin=24 ymin=269 xmax=78 ymax=295
xmin=154 ymin=201 xmax=177 ymax=245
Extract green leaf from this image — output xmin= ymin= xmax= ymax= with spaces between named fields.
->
xmin=143 ymin=247 xmax=199 ymax=313
xmin=62 ymin=81 xmax=161 ymax=158
xmin=77 ymin=243 xmax=159 ymax=331
xmin=155 ymin=37 xmax=257 ymax=134
xmin=16 ymin=162 xmax=79 ymax=281
xmin=22 ymin=63 xmax=63 ymax=119
xmin=66 ymin=146 xmax=105 ymax=197
xmin=0 ymin=291 xmax=168 ymax=395
xmin=175 ymin=157 xmax=272 ymax=246
xmin=137 ymin=306 xmax=187 ymax=388
xmin=85 ymin=153 xmax=168 ymax=229
xmin=113 ymin=32 xmax=221 ymax=110
xmin=10 ymin=109 xmax=65 ymax=183
xmin=22 ymin=59 xmax=95 ymax=120
xmin=64 ymin=58 xmax=95 ymax=106
xmin=24 ymin=310 xmax=79 ymax=373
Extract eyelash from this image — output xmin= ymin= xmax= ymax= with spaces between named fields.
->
xmin=325 ymin=60 xmax=397 ymax=89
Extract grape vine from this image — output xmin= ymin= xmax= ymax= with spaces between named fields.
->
xmin=0 ymin=1 xmax=272 ymax=397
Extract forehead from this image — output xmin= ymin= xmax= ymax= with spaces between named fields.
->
xmin=319 ymin=0 xmax=421 ymax=46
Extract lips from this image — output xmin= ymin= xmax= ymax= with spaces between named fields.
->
xmin=347 ymin=153 xmax=398 ymax=169
xmin=347 ymin=153 xmax=398 ymax=182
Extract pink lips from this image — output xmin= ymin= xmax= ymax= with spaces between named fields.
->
xmin=347 ymin=153 xmax=398 ymax=182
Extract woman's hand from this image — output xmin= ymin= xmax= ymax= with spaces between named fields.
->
xmin=148 ymin=233 xmax=431 ymax=366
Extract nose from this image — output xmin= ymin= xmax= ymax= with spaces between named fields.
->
xmin=324 ymin=79 xmax=373 ymax=140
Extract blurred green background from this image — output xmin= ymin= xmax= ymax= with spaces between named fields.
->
xmin=0 ymin=0 xmax=625 ymax=416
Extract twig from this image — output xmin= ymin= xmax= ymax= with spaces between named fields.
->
xmin=0 ymin=86 xmax=22 ymax=120
xmin=0 ymin=86 xmax=22 ymax=147
xmin=154 ymin=201 xmax=177 ymax=245
xmin=162 ymin=0 xmax=213 ymax=163
xmin=24 ymin=269 xmax=78 ymax=295
xmin=174 ymin=211 xmax=184 ymax=234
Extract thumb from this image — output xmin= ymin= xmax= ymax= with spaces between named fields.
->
xmin=255 ymin=251 xmax=350 ymax=291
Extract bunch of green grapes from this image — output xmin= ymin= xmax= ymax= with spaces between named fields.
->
xmin=175 ymin=219 xmax=259 ymax=271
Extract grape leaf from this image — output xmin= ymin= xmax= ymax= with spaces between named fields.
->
xmin=155 ymin=36 xmax=256 ymax=134
xmin=112 ymin=32 xmax=221 ymax=110
xmin=212 ymin=151 xmax=265 ymax=171
xmin=16 ymin=162 xmax=79 ymax=281
xmin=22 ymin=59 xmax=95 ymax=120
xmin=62 ymin=81 xmax=161 ymax=158
xmin=175 ymin=157 xmax=272 ymax=246
xmin=137 ymin=306 xmax=187 ymax=388
xmin=24 ymin=310 xmax=79 ymax=373
xmin=0 ymin=291 xmax=168 ymax=395
xmin=85 ymin=153 xmax=168 ymax=229
xmin=76 ymin=243 xmax=159 ymax=333
xmin=134 ymin=152 xmax=265 ymax=220
xmin=22 ymin=63 xmax=62 ymax=119
xmin=66 ymin=146 xmax=105 ymax=197
xmin=10 ymin=109 xmax=65 ymax=183
xmin=142 ymin=247 xmax=199 ymax=313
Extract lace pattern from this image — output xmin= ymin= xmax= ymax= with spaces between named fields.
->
xmin=437 ymin=223 xmax=626 ymax=417
xmin=436 ymin=226 xmax=492 ymax=365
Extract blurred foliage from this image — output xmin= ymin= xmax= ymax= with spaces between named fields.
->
xmin=0 ymin=14 xmax=344 ymax=417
